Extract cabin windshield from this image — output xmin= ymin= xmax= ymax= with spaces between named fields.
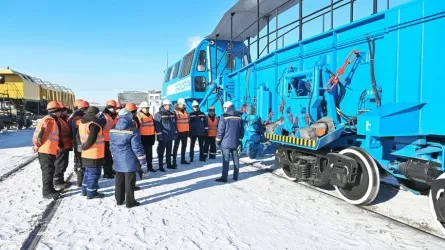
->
xmin=197 ymin=50 xmax=206 ymax=72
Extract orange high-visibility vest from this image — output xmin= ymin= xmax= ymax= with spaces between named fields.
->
xmin=79 ymin=121 xmax=105 ymax=159
xmin=103 ymin=113 xmax=117 ymax=141
xmin=137 ymin=112 xmax=155 ymax=136
xmin=176 ymin=110 xmax=189 ymax=132
xmin=59 ymin=118 xmax=73 ymax=149
xmin=32 ymin=115 xmax=59 ymax=155
xmin=208 ymin=116 xmax=218 ymax=137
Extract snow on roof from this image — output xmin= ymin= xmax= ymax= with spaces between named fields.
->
xmin=206 ymin=0 xmax=299 ymax=42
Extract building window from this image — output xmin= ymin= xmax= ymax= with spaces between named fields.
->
xmin=180 ymin=49 xmax=195 ymax=78
xmin=226 ymin=53 xmax=235 ymax=70
xmin=155 ymin=96 xmax=160 ymax=100
xmin=164 ymin=67 xmax=172 ymax=82
xmin=150 ymin=96 xmax=154 ymax=100
xmin=197 ymin=50 xmax=206 ymax=72
xmin=194 ymin=76 xmax=206 ymax=92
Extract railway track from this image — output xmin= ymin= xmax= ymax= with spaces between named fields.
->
xmin=0 ymin=155 xmax=38 ymax=182
xmin=241 ymin=156 xmax=445 ymax=241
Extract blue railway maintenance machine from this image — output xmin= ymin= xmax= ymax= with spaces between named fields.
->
xmin=162 ymin=0 xmax=445 ymax=234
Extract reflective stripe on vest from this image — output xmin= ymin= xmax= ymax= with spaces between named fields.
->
xmin=32 ymin=115 xmax=59 ymax=155
xmin=79 ymin=121 xmax=105 ymax=159
xmin=137 ymin=112 xmax=155 ymax=135
xmin=208 ymin=117 xmax=218 ymax=137
xmin=103 ymin=113 xmax=117 ymax=141
xmin=60 ymin=118 xmax=73 ymax=149
xmin=175 ymin=110 xmax=189 ymax=132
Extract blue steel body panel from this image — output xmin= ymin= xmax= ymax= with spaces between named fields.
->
xmin=161 ymin=0 xmax=445 ymax=182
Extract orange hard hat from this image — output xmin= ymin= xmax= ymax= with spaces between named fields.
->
xmin=77 ymin=100 xmax=90 ymax=109
xmin=106 ymin=99 xmax=117 ymax=107
xmin=116 ymin=102 xmax=123 ymax=109
xmin=47 ymin=101 xmax=60 ymax=111
xmin=57 ymin=101 xmax=66 ymax=109
xmin=74 ymin=99 xmax=84 ymax=107
xmin=125 ymin=102 xmax=137 ymax=112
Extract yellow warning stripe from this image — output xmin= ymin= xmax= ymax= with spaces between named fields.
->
xmin=264 ymin=133 xmax=316 ymax=148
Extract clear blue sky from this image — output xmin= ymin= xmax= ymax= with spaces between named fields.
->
xmin=0 ymin=0 xmax=409 ymax=104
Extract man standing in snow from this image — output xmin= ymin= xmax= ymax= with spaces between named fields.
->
xmin=68 ymin=100 xmax=89 ymax=187
xmin=53 ymin=102 xmax=73 ymax=190
xmin=77 ymin=106 xmax=105 ymax=199
xmin=32 ymin=101 xmax=63 ymax=199
xmin=154 ymin=99 xmax=177 ymax=172
xmin=215 ymin=101 xmax=244 ymax=182
xmin=189 ymin=100 xmax=208 ymax=162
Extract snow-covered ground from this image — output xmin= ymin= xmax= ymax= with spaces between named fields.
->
xmin=0 ymin=132 xmax=444 ymax=249
xmin=0 ymin=154 xmax=73 ymax=249
xmin=34 ymin=159 xmax=442 ymax=249
xmin=0 ymin=129 xmax=37 ymax=177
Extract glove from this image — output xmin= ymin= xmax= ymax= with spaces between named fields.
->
xmin=216 ymin=140 xmax=221 ymax=147
xmin=32 ymin=146 xmax=38 ymax=152
xmin=237 ymin=144 xmax=242 ymax=154
xmin=77 ymin=145 xmax=82 ymax=152
xmin=139 ymin=158 xmax=147 ymax=167
xmin=141 ymin=163 xmax=148 ymax=173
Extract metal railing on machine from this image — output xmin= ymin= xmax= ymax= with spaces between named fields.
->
xmin=215 ymin=0 xmax=395 ymax=70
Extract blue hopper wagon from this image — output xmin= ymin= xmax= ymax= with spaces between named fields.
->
xmin=161 ymin=0 xmax=445 ymax=235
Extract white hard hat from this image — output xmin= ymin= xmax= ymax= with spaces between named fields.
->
xmin=177 ymin=98 xmax=185 ymax=105
xmin=192 ymin=100 xmax=199 ymax=107
xmin=223 ymin=101 xmax=233 ymax=108
xmin=139 ymin=101 xmax=149 ymax=108
xmin=162 ymin=99 xmax=171 ymax=105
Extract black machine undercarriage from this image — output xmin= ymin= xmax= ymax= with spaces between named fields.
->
xmin=275 ymin=146 xmax=360 ymax=189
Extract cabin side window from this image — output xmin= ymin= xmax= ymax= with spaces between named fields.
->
xmin=171 ymin=62 xmax=180 ymax=79
xmin=226 ymin=53 xmax=235 ymax=70
xmin=164 ymin=67 xmax=172 ymax=82
xmin=197 ymin=50 xmax=206 ymax=72
xmin=194 ymin=76 xmax=206 ymax=92
xmin=180 ymin=49 xmax=195 ymax=78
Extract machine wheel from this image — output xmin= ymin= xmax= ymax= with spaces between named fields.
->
xmin=334 ymin=147 xmax=380 ymax=205
xmin=428 ymin=172 xmax=445 ymax=236
xmin=275 ymin=148 xmax=296 ymax=181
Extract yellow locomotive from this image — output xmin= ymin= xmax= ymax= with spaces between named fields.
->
xmin=0 ymin=68 xmax=75 ymax=129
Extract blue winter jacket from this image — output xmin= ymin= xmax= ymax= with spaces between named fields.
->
xmin=189 ymin=110 xmax=208 ymax=137
xmin=216 ymin=106 xmax=244 ymax=149
xmin=109 ymin=116 xmax=146 ymax=173
xmin=154 ymin=106 xmax=177 ymax=141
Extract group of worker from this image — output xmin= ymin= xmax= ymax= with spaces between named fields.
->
xmin=32 ymin=97 xmax=244 ymax=208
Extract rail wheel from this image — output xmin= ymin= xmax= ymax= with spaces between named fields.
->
xmin=275 ymin=148 xmax=296 ymax=181
xmin=334 ymin=147 xmax=380 ymax=205
xmin=428 ymin=172 xmax=445 ymax=236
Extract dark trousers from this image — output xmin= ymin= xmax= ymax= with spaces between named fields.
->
xmin=82 ymin=167 xmax=101 ymax=197
xmin=204 ymin=136 xmax=216 ymax=159
xmin=221 ymin=148 xmax=240 ymax=180
xmin=73 ymin=145 xmax=84 ymax=186
xmin=190 ymin=136 xmax=205 ymax=160
xmin=115 ymin=172 xmax=137 ymax=206
xmin=157 ymin=140 xmax=173 ymax=168
xmin=173 ymin=134 xmax=188 ymax=162
xmin=103 ymin=141 xmax=114 ymax=176
xmin=142 ymin=143 xmax=153 ymax=169
xmin=54 ymin=149 xmax=70 ymax=184
xmin=38 ymin=153 xmax=57 ymax=195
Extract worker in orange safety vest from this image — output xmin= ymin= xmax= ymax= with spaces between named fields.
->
xmin=204 ymin=106 xmax=218 ymax=160
xmin=99 ymin=100 xmax=118 ymax=179
xmin=137 ymin=101 xmax=156 ymax=172
xmin=53 ymin=102 xmax=73 ymax=190
xmin=32 ymin=101 xmax=63 ymax=199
